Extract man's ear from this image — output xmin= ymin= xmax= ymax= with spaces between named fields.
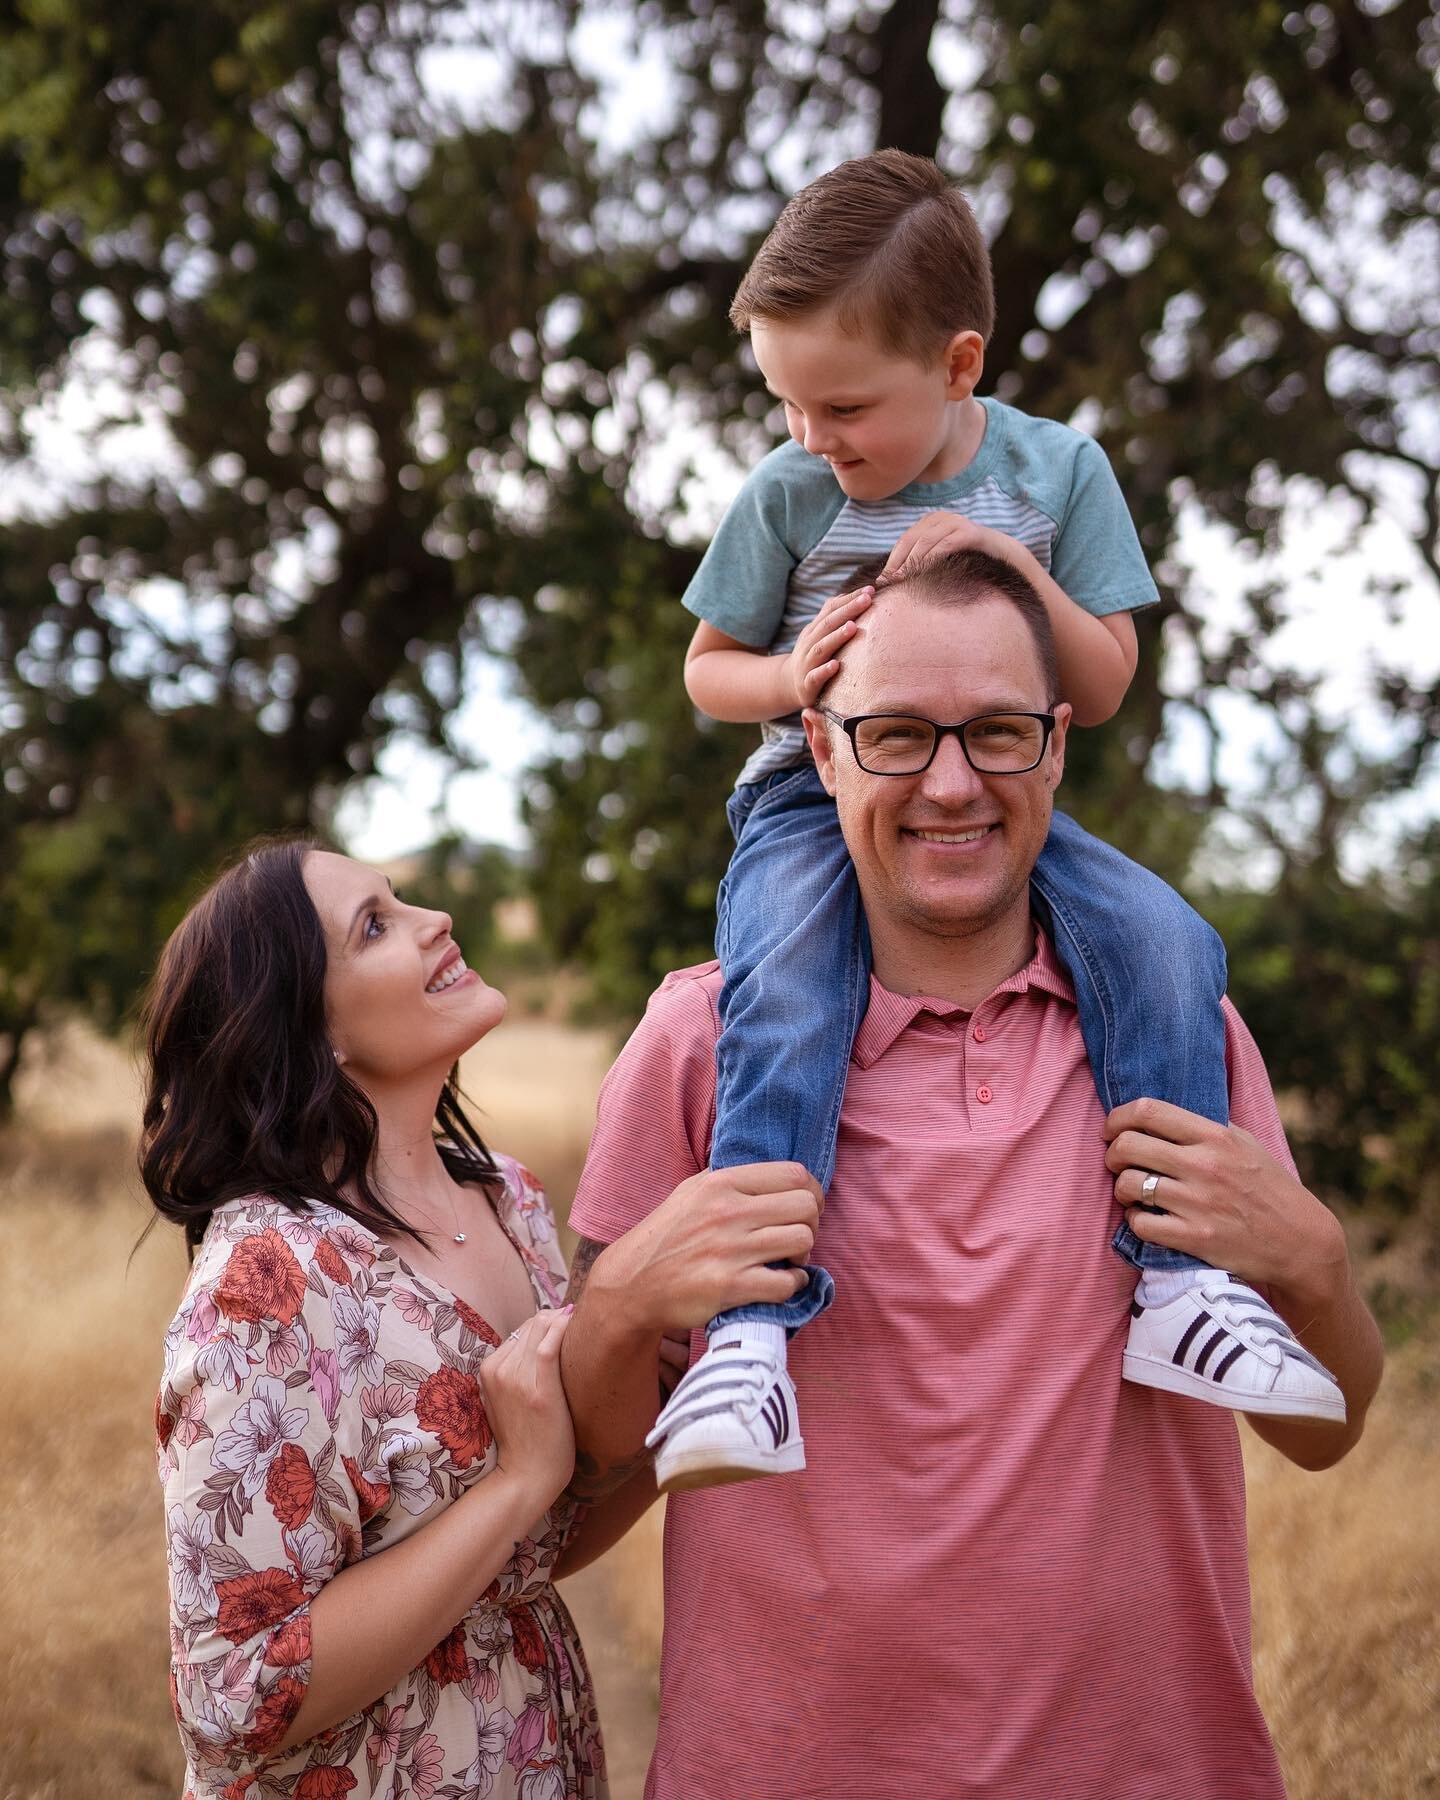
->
xmin=941 ymin=330 xmax=985 ymax=402
xmin=1045 ymin=702 xmax=1071 ymax=793
xmin=802 ymin=708 xmax=840 ymax=797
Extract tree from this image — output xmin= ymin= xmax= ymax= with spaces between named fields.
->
xmin=502 ymin=0 xmax=1440 ymax=1012
xmin=0 ymin=0 xmax=598 ymax=1096
xmin=1 ymin=0 xmax=1437 ymax=1212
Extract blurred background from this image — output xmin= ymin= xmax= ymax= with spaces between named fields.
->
xmin=1 ymin=1 xmax=1437 ymax=1794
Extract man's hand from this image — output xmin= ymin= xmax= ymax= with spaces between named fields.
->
xmin=586 ymin=1161 xmax=823 ymax=1336
xmin=781 ymin=586 xmax=874 ymax=709
xmin=1105 ymin=1095 xmax=1384 ymax=1469
xmin=1104 ymin=1097 xmax=1348 ymax=1311
xmin=881 ymin=512 xmax=1024 ymax=582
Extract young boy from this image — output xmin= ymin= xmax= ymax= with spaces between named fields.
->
xmin=644 ymin=149 xmax=1344 ymax=1493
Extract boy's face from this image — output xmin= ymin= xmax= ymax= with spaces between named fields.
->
xmin=750 ymin=309 xmax=983 ymax=500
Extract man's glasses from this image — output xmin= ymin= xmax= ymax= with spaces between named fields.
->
xmin=819 ymin=709 xmax=1057 ymax=777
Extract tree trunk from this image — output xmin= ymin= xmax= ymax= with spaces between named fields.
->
xmin=0 ymin=1004 xmax=39 ymax=1123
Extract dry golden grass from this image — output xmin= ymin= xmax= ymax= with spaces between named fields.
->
xmin=1 ymin=1023 xmax=1436 ymax=1799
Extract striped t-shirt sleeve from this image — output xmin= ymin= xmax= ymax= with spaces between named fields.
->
xmin=1048 ymin=432 xmax=1160 ymax=616
xmin=681 ymin=442 xmax=845 ymax=647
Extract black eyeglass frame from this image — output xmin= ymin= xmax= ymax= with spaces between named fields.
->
xmin=818 ymin=708 xmax=1058 ymax=777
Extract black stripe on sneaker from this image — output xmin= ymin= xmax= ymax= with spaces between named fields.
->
xmin=1193 ymin=1327 xmax=1231 ymax=1377
xmin=1129 ymin=1300 xmax=1145 ymax=1318
xmin=1212 ymin=1343 xmax=1248 ymax=1385
xmin=1172 ymin=1313 xmax=1209 ymax=1366
xmin=775 ymin=1385 xmax=791 ymax=1444
xmin=762 ymin=1397 xmax=782 ymax=1447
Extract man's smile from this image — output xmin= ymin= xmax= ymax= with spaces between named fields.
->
xmin=904 ymin=822 xmax=999 ymax=847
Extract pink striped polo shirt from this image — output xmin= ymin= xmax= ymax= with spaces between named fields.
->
xmin=570 ymin=933 xmax=1288 ymax=1800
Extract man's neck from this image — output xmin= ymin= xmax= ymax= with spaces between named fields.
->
xmin=866 ymin=898 xmax=1036 ymax=1010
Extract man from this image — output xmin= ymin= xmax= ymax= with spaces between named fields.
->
xmin=560 ymin=550 xmax=1383 ymax=1800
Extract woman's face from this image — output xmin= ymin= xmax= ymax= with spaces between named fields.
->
xmin=303 ymin=850 xmax=507 ymax=1085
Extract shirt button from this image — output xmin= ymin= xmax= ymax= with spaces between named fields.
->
xmin=976 ymin=1084 xmax=993 ymax=1104
xmin=973 ymin=1025 xmax=988 ymax=1042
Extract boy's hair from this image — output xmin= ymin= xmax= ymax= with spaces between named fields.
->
xmin=730 ymin=149 xmax=995 ymax=363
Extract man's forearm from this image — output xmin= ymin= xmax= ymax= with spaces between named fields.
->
xmin=1248 ymin=1232 xmax=1384 ymax=1470
xmin=561 ymin=1236 xmax=667 ymax=1501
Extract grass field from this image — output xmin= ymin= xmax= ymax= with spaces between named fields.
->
xmin=0 ymin=1021 xmax=1435 ymax=1799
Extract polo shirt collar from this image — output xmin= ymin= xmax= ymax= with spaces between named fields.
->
xmin=851 ymin=922 xmax=1076 ymax=1069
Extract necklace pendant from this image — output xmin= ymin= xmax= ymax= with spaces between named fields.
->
xmin=453 ymin=1232 xmax=466 ymax=1244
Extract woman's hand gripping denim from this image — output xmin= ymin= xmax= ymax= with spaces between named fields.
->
xmin=708 ymin=765 xmax=857 ymax=1335
xmin=1031 ymin=809 xmax=1228 ymax=1273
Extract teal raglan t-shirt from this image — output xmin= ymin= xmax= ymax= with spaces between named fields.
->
xmin=682 ymin=396 xmax=1160 ymax=786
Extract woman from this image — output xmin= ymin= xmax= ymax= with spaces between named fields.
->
xmin=146 ymin=840 xmax=678 ymax=1799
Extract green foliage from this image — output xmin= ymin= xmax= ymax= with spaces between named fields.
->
xmin=1215 ymin=826 xmax=1440 ymax=1215
xmin=0 ymin=0 xmax=1437 ymax=1226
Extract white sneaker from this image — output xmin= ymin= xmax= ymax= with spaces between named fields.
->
xmin=645 ymin=1334 xmax=806 ymax=1494
xmin=1123 ymin=1275 xmax=1346 ymax=1423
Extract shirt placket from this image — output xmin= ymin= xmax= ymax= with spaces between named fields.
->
xmin=965 ymin=996 xmax=1011 ymax=1129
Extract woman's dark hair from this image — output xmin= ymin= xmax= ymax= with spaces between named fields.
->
xmin=139 ymin=836 xmax=500 ymax=1254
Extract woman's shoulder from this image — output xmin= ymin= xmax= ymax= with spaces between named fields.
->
xmin=167 ymin=1195 xmax=380 ymax=1350
xmin=488 ymin=1154 xmax=568 ymax=1300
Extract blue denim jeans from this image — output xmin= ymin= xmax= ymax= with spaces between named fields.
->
xmin=708 ymin=765 xmax=1226 ymax=1337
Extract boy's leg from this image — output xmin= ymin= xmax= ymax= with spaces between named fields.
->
xmin=649 ymin=764 xmax=865 ymax=1490
xmin=1031 ymin=810 xmax=1344 ymax=1424
xmin=1031 ymin=808 xmax=1225 ymax=1274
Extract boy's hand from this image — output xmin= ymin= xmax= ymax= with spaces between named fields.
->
xmin=782 ymin=585 xmax=874 ymax=709
xmin=881 ymin=512 xmax=1026 ymax=582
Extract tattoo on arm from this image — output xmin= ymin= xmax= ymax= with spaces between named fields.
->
xmin=563 ymin=1235 xmax=657 ymax=1502
xmin=568 ymin=1445 xmax=652 ymax=1504
xmin=566 ymin=1236 xmax=605 ymax=1307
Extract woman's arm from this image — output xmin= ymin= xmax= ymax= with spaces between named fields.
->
xmin=273 ymin=1308 xmax=574 ymax=1752
xmin=278 ymin=1453 xmax=557 ymax=1750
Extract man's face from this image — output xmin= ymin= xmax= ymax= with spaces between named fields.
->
xmin=750 ymin=310 xmax=981 ymax=500
xmin=807 ymin=595 xmax=1070 ymax=943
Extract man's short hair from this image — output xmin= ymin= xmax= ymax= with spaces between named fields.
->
xmin=877 ymin=549 xmax=1060 ymax=705
xmin=730 ymin=150 xmax=996 ymax=364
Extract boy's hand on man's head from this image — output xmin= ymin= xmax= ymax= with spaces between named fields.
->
xmin=881 ymin=511 xmax=1029 ymax=582
xmin=783 ymin=585 xmax=874 ymax=709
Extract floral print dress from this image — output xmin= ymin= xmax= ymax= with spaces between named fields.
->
xmin=156 ymin=1154 xmax=607 ymax=1800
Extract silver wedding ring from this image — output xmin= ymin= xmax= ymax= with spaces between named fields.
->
xmin=1140 ymin=1172 xmax=1161 ymax=1201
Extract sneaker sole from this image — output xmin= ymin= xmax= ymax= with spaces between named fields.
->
xmin=655 ymin=1440 xmax=807 ymax=1495
xmin=1122 ymin=1354 xmax=1347 ymax=1424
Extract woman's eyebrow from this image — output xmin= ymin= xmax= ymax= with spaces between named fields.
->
xmin=346 ymin=878 xmax=395 ymax=939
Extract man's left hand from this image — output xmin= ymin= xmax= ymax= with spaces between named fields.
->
xmin=1103 ymin=1097 xmax=1349 ymax=1310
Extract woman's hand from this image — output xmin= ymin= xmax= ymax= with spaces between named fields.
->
xmin=590 ymin=1161 xmax=823 ymax=1337
xmin=479 ymin=1307 xmax=576 ymax=1508
xmin=1104 ymin=1098 xmax=1349 ymax=1309
xmin=781 ymin=586 xmax=874 ymax=709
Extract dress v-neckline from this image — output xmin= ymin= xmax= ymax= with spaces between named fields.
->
xmin=315 ymin=1165 xmax=543 ymax=1343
